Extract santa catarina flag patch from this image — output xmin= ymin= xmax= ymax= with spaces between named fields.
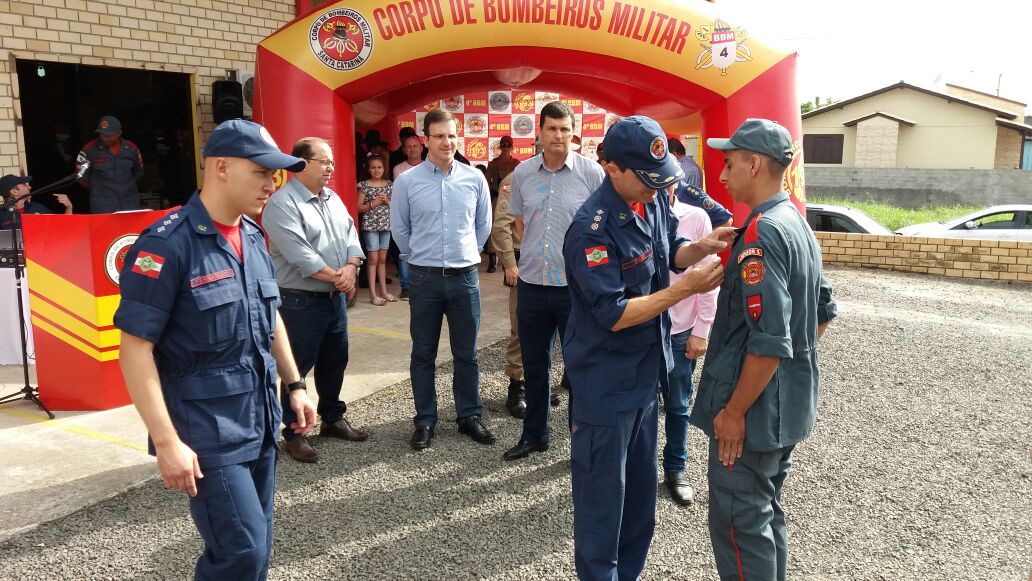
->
xmin=132 ymin=252 xmax=165 ymax=279
xmin=585 ymin=245 xmax=609 ymax=267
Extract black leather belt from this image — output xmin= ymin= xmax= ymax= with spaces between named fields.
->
xmin=279 ymin=287 xmax=342 ymax=299
xmin=410 ymin=264 xmax=477 ymax=276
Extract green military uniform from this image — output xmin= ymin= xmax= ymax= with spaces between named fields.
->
xmin=689 ymin=190 xmax=836 ymax=581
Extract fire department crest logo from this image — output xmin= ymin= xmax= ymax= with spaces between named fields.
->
xmin=695 ymin=19 xmax=752 ymax=76
xmin=105 ymin=234 xmax=138 ymax=285
xmin=650 ymin=136 xmax=666 ymax=160
xmin=310 ymin=8 xmax=373 ymax=71
xmin=782 ymin=139 xmax=805 ymax=203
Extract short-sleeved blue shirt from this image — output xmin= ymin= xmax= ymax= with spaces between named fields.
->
xmin=563 ymin=179 xmax=690 ymax=425
xmin=114 ymin=193 xmax=282 ymax=468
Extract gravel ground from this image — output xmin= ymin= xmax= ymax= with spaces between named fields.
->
xmin=1 ymin=266 xmax=1029 ymax=580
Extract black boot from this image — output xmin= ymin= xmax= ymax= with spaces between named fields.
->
xmin=506 ymin=378 xmax=526 ymax=419
xmin=486 ymin=252 xmax=498 ymax=273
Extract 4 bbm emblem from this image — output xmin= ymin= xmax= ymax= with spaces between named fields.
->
xmin=105 ymin=234 xmax=138 ymax=285
xmin=310 ymin=8 xmax=373 ymax=71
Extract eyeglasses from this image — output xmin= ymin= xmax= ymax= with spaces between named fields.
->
xmin=305 ymin=158 xmax=335 ymax=167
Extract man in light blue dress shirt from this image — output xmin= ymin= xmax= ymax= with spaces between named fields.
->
xmin=390 ymin=108 xmax=496 ymax=451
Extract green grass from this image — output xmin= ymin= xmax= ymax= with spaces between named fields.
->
xmin=807 ymin=196 xmax=982 ymax=231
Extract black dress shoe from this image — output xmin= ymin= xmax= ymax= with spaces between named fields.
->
xmin=486 ymin=253 xmax=498 ymax=273
xmin=410 ymin=426 xmax=435 ymax=450
xmin=664 ymin=471 xmax=695 ymax=506
xmin=457 ymin=416 xmax=496 ymax=445
xmin=502 ymin=438 xmax=549 ymax=461
xmin=506 ymin=378 xmax=526 ymax=419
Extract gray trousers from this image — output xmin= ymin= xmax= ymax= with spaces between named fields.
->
xmin=707 ymin=438 xmax=795 ymax=581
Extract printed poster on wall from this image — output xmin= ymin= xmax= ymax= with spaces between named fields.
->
xmin=488 ymin=91 xmax=511 ymax=114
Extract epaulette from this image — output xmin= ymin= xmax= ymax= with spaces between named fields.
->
xmin=141 ymin=210 xmax=186 ymax=239
xmin=680 ymin=183 xmax=707 ymax=200
xmin=585 ymin=207 xmax=608 ymax=233
xmin=242 ymin=214 xmax=266 ymax=237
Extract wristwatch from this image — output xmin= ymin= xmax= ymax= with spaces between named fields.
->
xmin=285 ymin=378 xmax=307 ymax=392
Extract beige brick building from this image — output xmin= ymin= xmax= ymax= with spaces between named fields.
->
xmin=802 ymin=82 xmax=1032 ymax=170
xmin=0 ymin=0 xmax=296 ymax=199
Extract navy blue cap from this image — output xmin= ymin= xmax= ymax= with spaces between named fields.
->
xmin=707 ymin=118 xmax=794 ymax=166
xmin=601 ymin=116 xmax=683 ymax=190
xmin=95 ymin=115 xmax=121 ymax=135
xmin=202 ymin=120 xmax=306 ymax=172
xmin=1 ymin=174 xmax=31 ymax=196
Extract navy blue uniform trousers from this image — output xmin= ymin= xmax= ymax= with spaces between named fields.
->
xmin=189 ymin=440 xmax=277 ymax=580
xmin=572 ymin=398 xmax=659 ymax=581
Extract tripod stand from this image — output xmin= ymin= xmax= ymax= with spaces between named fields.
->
xmin=0 ymin=169 xmax=84 ymax=419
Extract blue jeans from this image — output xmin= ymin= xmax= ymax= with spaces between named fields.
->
xmin=516 ymin=280 xmax=571 ymax=445
xmin=660 ymin=329 xmax=697 ymax=474
xmin=408 ymin=266 xmax=482 ymax=427
xmin=277 ymin=290 xmax=349 ymax=441
xmin=397 ymin=258 xmax=410 ymax=290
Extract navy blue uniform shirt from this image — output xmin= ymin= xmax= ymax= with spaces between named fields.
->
xmin=563 ymin=178 xmax=690 ymax=425
xmin=77 ymin=138 xmax=143 ymax=213
xmin=114 ymin=193 xmax=282 ymax=468
xmin=0 ymin=201 xmax=50 ymax=230
xmin=674 ymin=182 xmax=733 ymax=228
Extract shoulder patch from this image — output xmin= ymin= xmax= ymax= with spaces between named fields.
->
xmin=746 ymin=294 xmax=762 ymax=322
xmin=737 ymin=247 xmax=763 ymax=264
xmin=741 ymin=259 xmax=765 ymax=286
xmin=131 ymin=252 xmax=165 ymax=279
xmin=585 ymin=245 xmax=609 ymax=267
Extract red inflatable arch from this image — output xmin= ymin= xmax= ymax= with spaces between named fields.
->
xmin=253 ymin=0 xmax=805 ymax=223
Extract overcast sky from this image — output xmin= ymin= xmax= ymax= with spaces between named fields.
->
xmin=721 ymin=0 xmax=1031 ymax=112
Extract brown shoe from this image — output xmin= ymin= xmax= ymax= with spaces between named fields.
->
xmin=283 ymin=437 xmax=318 ymax=463
xmin=319 ymin=417 xmax=369 ymax=442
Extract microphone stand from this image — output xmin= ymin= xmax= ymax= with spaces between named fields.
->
xmin=0 ymin=171 xmax=80 ymax=419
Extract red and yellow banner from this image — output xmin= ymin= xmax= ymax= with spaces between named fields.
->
xmin=22 ymin=211 xmax=169 ymax=410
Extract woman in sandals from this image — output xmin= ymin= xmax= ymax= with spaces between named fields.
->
xmin=356 ymin=154 xmax=396 ymax=305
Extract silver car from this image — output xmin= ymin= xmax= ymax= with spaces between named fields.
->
xmin=895 ymin=205 xmax=1032 ymax=241
xmin=805 ymin=203 xmax=894 ymax=235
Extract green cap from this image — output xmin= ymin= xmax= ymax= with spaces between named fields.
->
xmin=706 ymin=118 xmax=793 ymax=166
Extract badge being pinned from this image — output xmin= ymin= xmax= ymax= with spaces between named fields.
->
xmin=741 ymin=259 xmax=765 ymax=286
xmin=747 ymin=294 xmax=762 ymax=322
xmin=585 ymin=245 xmax=609 ymax=267
xmin=132 ymin=252 xmax=165 ymax=279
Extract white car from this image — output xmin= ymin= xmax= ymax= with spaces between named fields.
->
xmin=895 ymin=205 xmax=1032 ymax=241
xmin=805 ymin=203 xmax=894 ymax=235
